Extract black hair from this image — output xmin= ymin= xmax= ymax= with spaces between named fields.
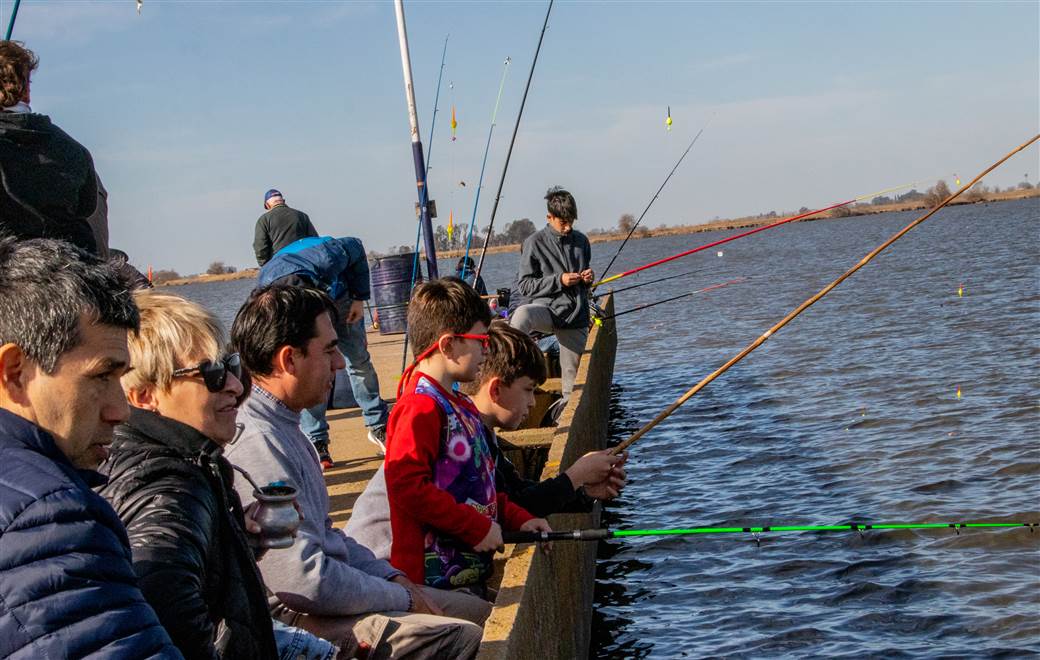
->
xmin=456 ymin=256 xmax=476 ymax=272
xmin=0 ymin=235 xmax=139 ymax=373
xmin=230 ymin=284 xmax=338 ymax=377
xmin=545 ymin=186 xmax=577 ymax=222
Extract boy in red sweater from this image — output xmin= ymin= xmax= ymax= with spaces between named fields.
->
xmin=385 ymin=278 xmax=551 ymax=597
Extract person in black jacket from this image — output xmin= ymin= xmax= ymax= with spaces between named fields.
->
xmin=464 ymin=320 xmax=627 ymax=515
xmin=0 ymin=41 xmax=103 ymax=254
xmin=97 ymin=290 xmax=280 ymax=660
xmin=0 ymin=236 xmax=181 ymax=658
xmin=253 ymin=189 xmax=318 ymax=266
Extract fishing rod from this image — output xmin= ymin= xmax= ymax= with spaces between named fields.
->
xmin=598 ymin=117 xmax=713 ymax=281
xmin=609 ymin=133 xmax=1040 ymax=455
xmin=4 ymin=0 xmax=21 ymax=40
xmin=594 ymin=179 xmax=938 ymax=289
xmin=393 ymin=0 xmax=438 ymax=280
xmin=460 ymin=57 xmax=512 ymax=282
xmin=596 ymin=277 xmax=748 ymax=322
xmin=472 ymin=0 xmax=553 ymax=285
xmin=402 ymin=33 xmax=449 ymax=374
xmin=504 ymin=521 xmax=1039 ymax=544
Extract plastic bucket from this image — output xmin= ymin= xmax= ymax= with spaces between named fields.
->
xmin=371 ymin=253 xmax=421 ymax=335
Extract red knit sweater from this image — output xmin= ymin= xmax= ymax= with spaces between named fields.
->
xmin=385 ymin=374 xmax=534 ymax=584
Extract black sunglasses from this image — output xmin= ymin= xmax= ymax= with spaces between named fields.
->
xmin=172 ymin=353 xmax=242 ymax=393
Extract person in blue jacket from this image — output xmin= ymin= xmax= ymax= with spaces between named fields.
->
xmin=0 ymin=235 xmax=182 ymax=659
xmin=258 ymin=235 xmax=389 ymax=468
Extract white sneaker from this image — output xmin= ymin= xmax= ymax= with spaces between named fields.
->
xmin=367 ymin=427 xmax=387 ymax=455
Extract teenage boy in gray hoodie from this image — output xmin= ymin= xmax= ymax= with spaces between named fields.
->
xmin=226 ymin=285 xmax=487 ymax=660
xmin=510 ymin=186 xmax=593 ymax=400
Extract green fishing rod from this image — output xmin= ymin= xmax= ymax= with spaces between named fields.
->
xmin=504 ymin=521 xmax=1039 ymax=544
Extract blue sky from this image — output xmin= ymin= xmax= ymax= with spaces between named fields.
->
xmin=6 ymin=0 xmax=1038 ymax=274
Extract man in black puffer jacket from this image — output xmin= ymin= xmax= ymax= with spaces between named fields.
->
xmin=0 ymin=236 xmax=181 ymax=659
xmin=97 ymin=291 xmax=279 ymax=660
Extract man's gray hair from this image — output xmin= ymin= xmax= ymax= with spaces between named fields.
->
xmin=0 ymin=235 xmax=140 ymax=373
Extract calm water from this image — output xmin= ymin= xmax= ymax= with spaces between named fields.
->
xmin=588 ymin=198 xmax=1040 ymax=658
xmin=173 ymin=199 xmax=1040 ymax=658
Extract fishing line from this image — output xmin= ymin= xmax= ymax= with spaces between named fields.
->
xmin=594 ymin=178 xmax=945 ymax=289
xmin=594 ymin=265 xmax=705 ymax=298
xmin=596 ymin=278 xmax=748 ymax=322
xmin=461 ymin=57 xmax=512 ymax=282
xmin=609 ymin=133 xmax=1040 ymax=455
xmin=473 ymin=0 xmax=553 ymax=284
xmin=504 ymin=521 xmax=1039 ymax=544
xmin=598 ymin=115 xmax=714 ymax=281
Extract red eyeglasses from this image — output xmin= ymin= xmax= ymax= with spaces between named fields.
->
xmin=452 ymin=333 xmax=490 ymax=350
xmin=398 ymin=333 xmax=490 ymax=397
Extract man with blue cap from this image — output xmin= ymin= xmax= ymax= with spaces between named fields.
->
xmin=253 ymin=188 xmax=318 ymax=266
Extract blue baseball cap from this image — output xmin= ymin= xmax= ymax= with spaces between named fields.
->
xmin=264 ymin=189 xmax=283 ymax=205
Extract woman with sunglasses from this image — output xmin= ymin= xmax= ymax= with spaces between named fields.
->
xmin=95 ymin=291 xmax=280 ymax=660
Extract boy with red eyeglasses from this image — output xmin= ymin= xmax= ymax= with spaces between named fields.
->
xmin=386 ymin=277 xmax=551 ymax=605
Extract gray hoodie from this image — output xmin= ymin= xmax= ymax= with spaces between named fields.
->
xmin=225 ymin=386 xmax=410 ymax=617
xmin=515 ymin=224 xmax=591 ymax=329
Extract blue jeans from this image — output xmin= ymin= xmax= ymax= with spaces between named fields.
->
xmin=300 ymin=316 xmax=389 ymax=445
xmin=271 ymin=619 xmax=337 ymax=660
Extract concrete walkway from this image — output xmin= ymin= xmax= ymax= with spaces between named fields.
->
xmin=323 ymin=329 xmax=406 ymax=526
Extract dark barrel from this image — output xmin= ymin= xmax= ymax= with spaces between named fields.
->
xmin=370 ymin=253 xmax=421 ymax=335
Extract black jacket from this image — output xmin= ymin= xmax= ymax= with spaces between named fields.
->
xmin=97 ymin=408 xmax=278 ymax=660
xmin=488 ymin=427 xmax=594 ymax=517
xmin=0 ymin=408 xmax=181 ymax=659
xmin=0 ymin=111 xmax=99 ymax=253
xmin=253 ymin=204 xmax=318 ymax=266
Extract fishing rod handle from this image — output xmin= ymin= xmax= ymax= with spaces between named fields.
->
xmin=503 ymin=529 xmax=612 ymax=543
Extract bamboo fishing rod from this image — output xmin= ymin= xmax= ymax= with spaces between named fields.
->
xmin=596 ymin=277 xmax=748 ymax=322
xmin=594 ymin=178 xmax=938 ymax=289
xmin=460 ymin=57 xmax=512 ymax=281
xmin=504 ymin=521 xmax=1039 ymax=544
xmin=610 ymin=133 xmax=1040 ymax=455
xmin=472 ymin=0 xmax=553 ymax=285
xmin=598 ymin=117 xmax=713 ymax=281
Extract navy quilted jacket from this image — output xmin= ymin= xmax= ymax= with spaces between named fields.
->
xmin=0 ymin=408 xmax=182 ymax=659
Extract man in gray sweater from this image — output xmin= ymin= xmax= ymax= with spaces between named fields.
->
xmin=226 ymin=285 xmax=488 ymax=659
xmin=510 ymin=186 xmax=593 ymax=400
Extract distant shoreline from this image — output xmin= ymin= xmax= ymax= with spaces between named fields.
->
xmin=157 ymin=188 xmax=1038 ymax=287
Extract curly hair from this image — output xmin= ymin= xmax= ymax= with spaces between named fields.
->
xmin=0 ymin=41 xmax=38 ymax=108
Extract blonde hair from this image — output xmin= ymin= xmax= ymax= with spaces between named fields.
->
xmin=122 ymin=290 xmax=226 ymax=393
